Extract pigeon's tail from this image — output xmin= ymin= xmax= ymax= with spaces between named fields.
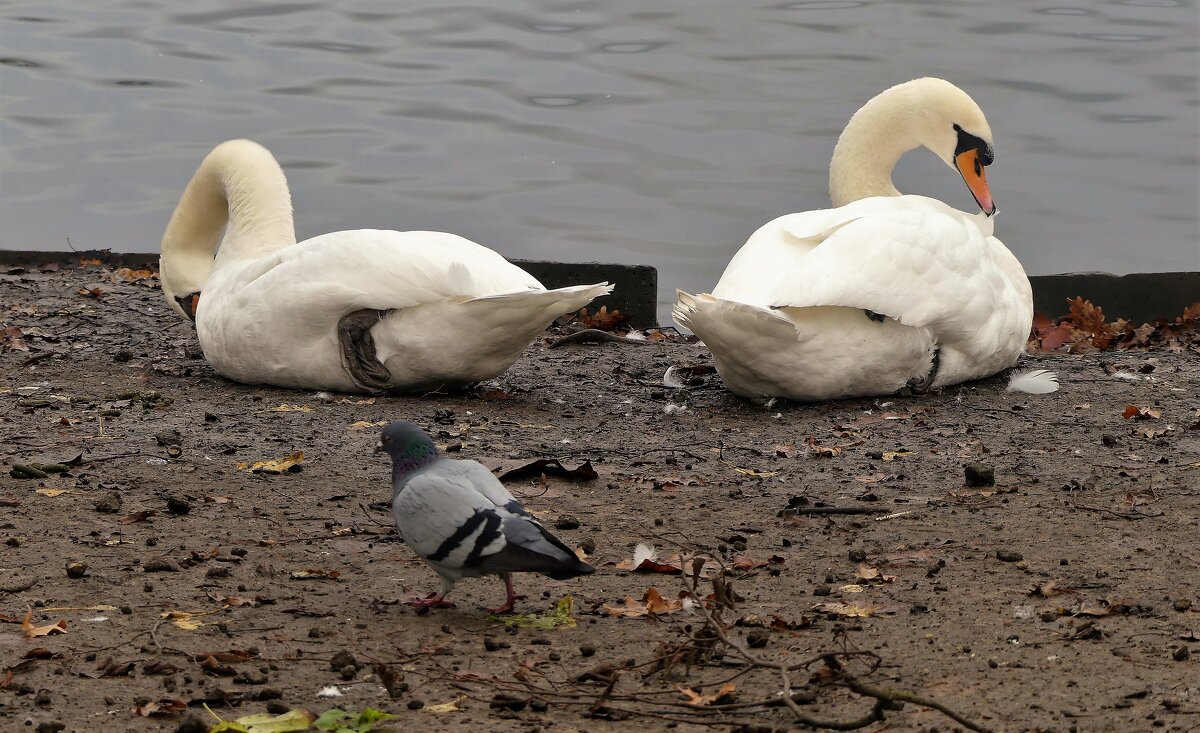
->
xmin=544 ymin=558 xmax=595 ymax=581
xmin=479 ymin=516 xmax=596 ymax=581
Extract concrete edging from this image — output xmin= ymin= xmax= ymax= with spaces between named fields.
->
xmin=0 ymin=250 xmax=659 ymax=327
xmin=2 ymin=250 xmax=1196 ymax=325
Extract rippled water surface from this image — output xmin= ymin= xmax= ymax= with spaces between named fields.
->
xmin=2 ymin=1 xmax=1197 ymax=316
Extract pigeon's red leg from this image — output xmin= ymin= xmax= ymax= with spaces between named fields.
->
xmin=406 ymin=591 xmax=456 ymax=609
xmin=485 ymin=573 xmax=526 ymax=614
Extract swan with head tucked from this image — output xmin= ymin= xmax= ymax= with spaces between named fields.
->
xmin=160 ymin=139 xmax=612 ymax=393
xmin=674 ymin=78 xmax=1032 ymax=401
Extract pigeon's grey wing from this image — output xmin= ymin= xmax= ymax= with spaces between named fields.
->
xmin=392 ymin=467 xmax=502 ymax=566
xmin=476 ymin=510 xmax=594 ymax=579
xmin=442 ymin=460 xmax=522 ymax=510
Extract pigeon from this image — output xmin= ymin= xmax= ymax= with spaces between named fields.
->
xmin=379 ymin=421 xmax=595 ymax=613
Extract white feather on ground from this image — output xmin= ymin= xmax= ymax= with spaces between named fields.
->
xmin=663 ymin=366 xmax=686 ymax=389
xmin=632 ymin=543 xmax=658 ymax=567
xmin=1006 ymin=369 xmax=1060 ymax=394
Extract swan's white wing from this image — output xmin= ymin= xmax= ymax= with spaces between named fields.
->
xmin=252 ymin=229 xmax=543 ymax=308
xmin=758 ymin=197 xmax=1000 ymax=331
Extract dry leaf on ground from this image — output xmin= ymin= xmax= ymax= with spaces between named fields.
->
xmin=238 ymin=451 xmax=304 ymax=474
xmin=602 ymin=588 xmax=687 ymax=617
xmin=677 ymin=682 xmax=737 ymax=707
xmin=21 ymin=609 xmax=67 ymax=638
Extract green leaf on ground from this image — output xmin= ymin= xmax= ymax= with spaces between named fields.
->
xmin=490 ymin=595 xmax=577 ymax=629
xmin=313 ymin=707 xmax=395 ymax=732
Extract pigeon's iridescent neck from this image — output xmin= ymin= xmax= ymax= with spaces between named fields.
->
xmin=392 ymin=444 xmax=438 ymax=484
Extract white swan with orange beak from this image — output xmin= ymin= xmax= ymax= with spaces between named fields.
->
xmin=159 ymin=140 xmax=611 ymax=393
xmin=674 ymin=78 xmax=1032 ymax=401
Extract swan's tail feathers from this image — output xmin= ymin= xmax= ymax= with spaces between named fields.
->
xmin=467 ymin=282 xmax=613 ymax=316
xmin=674 ymin=290 xmax=795 ymax=342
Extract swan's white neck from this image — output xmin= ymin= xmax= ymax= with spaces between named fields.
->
xmin=160 ymin=140 xmax=296 ymax=294
xmin=828 ymin=86 xmax=926 ymax=207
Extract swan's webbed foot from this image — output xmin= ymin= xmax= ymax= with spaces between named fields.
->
xmin=337 ymin=308 xmax=394 ymax=392
xmin=863 ymin=309 xmax=887 ymax=323
xmin=906 ymin=346 xmax=941 ymax=394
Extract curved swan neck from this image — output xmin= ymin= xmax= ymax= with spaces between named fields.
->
xmin=160 ymin=140 xmax=296 ymax=284
xmin=828 ymin=84 xmax=927 ymax=207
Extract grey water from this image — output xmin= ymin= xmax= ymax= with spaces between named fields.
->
xmin=2 ymin=0 xmax=1197 ymax=319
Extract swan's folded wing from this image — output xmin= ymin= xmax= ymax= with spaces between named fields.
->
xmin=764 ymin=203 xmax=996 ymax=330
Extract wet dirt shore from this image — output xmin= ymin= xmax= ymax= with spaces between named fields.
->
xmin=2 ymin=260 xmax=1198 ymax=733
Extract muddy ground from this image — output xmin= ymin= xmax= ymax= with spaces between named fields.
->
xmin=1 ymin=260 xmax=1198 ymax=733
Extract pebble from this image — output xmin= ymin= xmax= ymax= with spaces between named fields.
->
xmin=484 ymin=637 xmax=501 ymax=652
xmin=166 ymin=496 xmax=192 ymax=515
xmin=144 ymin=558 xmax=179 ymax=573
xmin=554 ymin=515 xmax=581 ymax=530
xmin=175 ymin=718 xmax=207 ymax=733
xmin=407 ymin=700 xmax=425 ymax=710
xmin=34 ymin=689 xmax=51 ymax=705
xmin=812 ymin=585 xmax=832 ymax=597
xmin=579 ymin=643 xmax=596 ymax=657
xmin=489 ymin=693 xmax=529 ymax=711
xmin=1173 ymin=646 xmax=1190 ymax=662
xmin=848 ymin=549 xmax=867 ymax=562
xmin=65 ymin=561 xmax=87 ymax=579
xmin=265 ymin=701 xmax=289 ymax=715
xmin=746 ymin=629 xmax=769 ymax=648
xmin=996 ymin=550 xmax=1024 ymax=563
xmin=964 ymin=463 xmax=995 ymax=487
xmin=1173 ymin=599 xmax=1192 ymax=613
xmin=93 ymin=491 xmax=122 ymax=514
xmin=329 ymin=651 xmax=358 ymax=671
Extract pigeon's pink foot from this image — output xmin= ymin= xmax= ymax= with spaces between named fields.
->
xmin=406 ymin=592 xmax=456 ymax=609
xmin=485 ymin=595 xmax=527 ymax=615
xmin=485 ymin=574 xmax=526 ymax=614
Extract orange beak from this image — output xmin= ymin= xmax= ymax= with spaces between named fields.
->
xmin=955 ymin=149 xmax=995 ymax=216
xmin=174 ymin=293 xmax=201 ymax=322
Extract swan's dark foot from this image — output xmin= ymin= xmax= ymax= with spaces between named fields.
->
xmin=906 ymin=346 xmax=941 ymax=394
xmin=863 ymin=309 xmax=887 ymax=323
xmin=337 ymin=308 xmax=394 ymax=392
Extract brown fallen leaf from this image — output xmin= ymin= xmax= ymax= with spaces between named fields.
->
xmin=806 ymin=436 xmax=841 ymax=458
xmin=238 ymin=450 xmax=304 ymax=474
xmin=574 ymin=305 xmax=630 ymax=332
xmin=854 ymin=563 xmax=896 ymax=583
xmin=732 ymin=555 xmax=769 ymax=572
xmin=498 ymin=458 xmax=598 ymax=483
xmin=112 ymin=267 xmax=157 ymax=283
xmin=677 ymin=682 xmax=737 ymax=707
xmin=133 ymin=698 xmax=187 ymax=717
xmin=21 ymin=648 xmax=62 ymax=660
xmin=119 ymin=510 xmax=156 ymax=524
xmin=811 ymin=601 xmax=897 ymax=618
xmin=197 ymin=654 xmax=239 ymax=676
xmin=22 ymin=609 xmax=67 ymax=638
xmin=1 ymin=327 xmax=29 ymax=352
xmin=193 ymin=649 xmax=257 ymax=664
xmin=1122 ymin=405 xmax=1161 ymax=420
xmin=602 ymin=588 xmax=686 ymax=618
xmin=77 ymin=286 xmax=105 ymax=299
xmin=290 ymin=568 xmax=341 ymax=580
xmin=96 ymin=657 xmax=135 ymax=677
